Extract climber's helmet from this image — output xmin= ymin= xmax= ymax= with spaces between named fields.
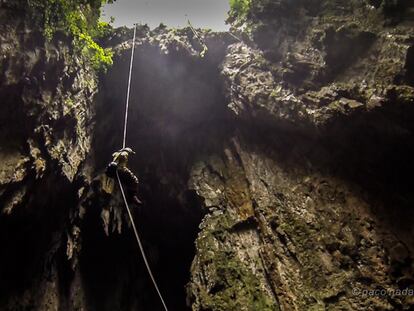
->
xmin=111 ymin=147 xmax=135 ymax=169
xmin=120 ymin=147 xmax=136 ymax=155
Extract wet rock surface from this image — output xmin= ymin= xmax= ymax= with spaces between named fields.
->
xmin=1 ymin=0 xmax=414 ymax=310
xmin=187 ymin=0 xmax=414 ymax=310
xmin=0 ymin=4 xmax=96 ymax=310
xmin=187 ymin=135 xmax=414 ymax=310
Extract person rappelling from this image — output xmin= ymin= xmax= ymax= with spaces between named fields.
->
xmin=105 ymin=147 xmax=142 ymax=206
xmin=104 ymin=24 xmax=169 ymax=311
xmin=103 ymin=22 xmax=143 ymax=207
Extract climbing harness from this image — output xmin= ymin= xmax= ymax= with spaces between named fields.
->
xmin=116 ymin=24 xmax=169 ymax=311
xmin=187 ymin=20 xmax=208 ymax=58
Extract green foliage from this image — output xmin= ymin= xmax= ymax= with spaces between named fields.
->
xmin=228 ymin=0 xmax=251 ymax=24
xmin=28 ymin=0 xmax=113 ymax=71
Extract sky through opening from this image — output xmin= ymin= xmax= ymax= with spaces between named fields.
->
xmin=102 ymin=0 xmax=231 ymax=31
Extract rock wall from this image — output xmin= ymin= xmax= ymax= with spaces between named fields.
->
xmin=0 ymin=2 xmax=97 ymax=310
xmin=187 ymin=0 xmax=414 ymax=310
xmin=187 ymin=135 xmax=414 ymax=310
xmin=0 ymin=0 xmax=413 ymax=311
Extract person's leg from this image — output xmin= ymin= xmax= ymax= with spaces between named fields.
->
xmin=119 ymin=167 xmax=142 ymax=206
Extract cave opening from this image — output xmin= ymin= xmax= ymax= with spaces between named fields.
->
xmin=80 ymin=42 xmax=232 ymax=310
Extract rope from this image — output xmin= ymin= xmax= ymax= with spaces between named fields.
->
xmin=118 ymin=26 xmax=169 ymax=311
xmin=122 ymin=24 xmax=137 ymax=149
xmin=187 ymin=20 xmax=208 ymax=57
xmin=116 ymin=170 xmax=169 ymax=311
xmin=228 ymin=32 xmax=242 ymax=42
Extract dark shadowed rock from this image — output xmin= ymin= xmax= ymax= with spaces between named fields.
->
xmin=0 ymin=0 xmax=413 ymax=310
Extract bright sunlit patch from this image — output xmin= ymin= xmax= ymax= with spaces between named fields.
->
xmin=101 ymin=0 xmax=230 ymax=31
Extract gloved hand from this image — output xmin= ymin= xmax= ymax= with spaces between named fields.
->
xmin=105 ymin=161 xmax=118 ymax=178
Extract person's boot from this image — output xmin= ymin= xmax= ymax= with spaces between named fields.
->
xmin=133 ymin=195 xmax=143 ymax=205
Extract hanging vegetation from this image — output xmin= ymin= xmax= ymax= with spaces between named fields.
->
xmin=28 ymin=0 xmax=113 ymax=70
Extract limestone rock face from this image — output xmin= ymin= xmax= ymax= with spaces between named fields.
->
xmin=187 ymin=137 xmax=414 ymax=310
xmin=0 ymin=3 xmax=96 ymax=310
xmin=1 ymin=1 xmax=414 ymax=311
xmin=187 ymin=1 xmax=414 ymax=310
